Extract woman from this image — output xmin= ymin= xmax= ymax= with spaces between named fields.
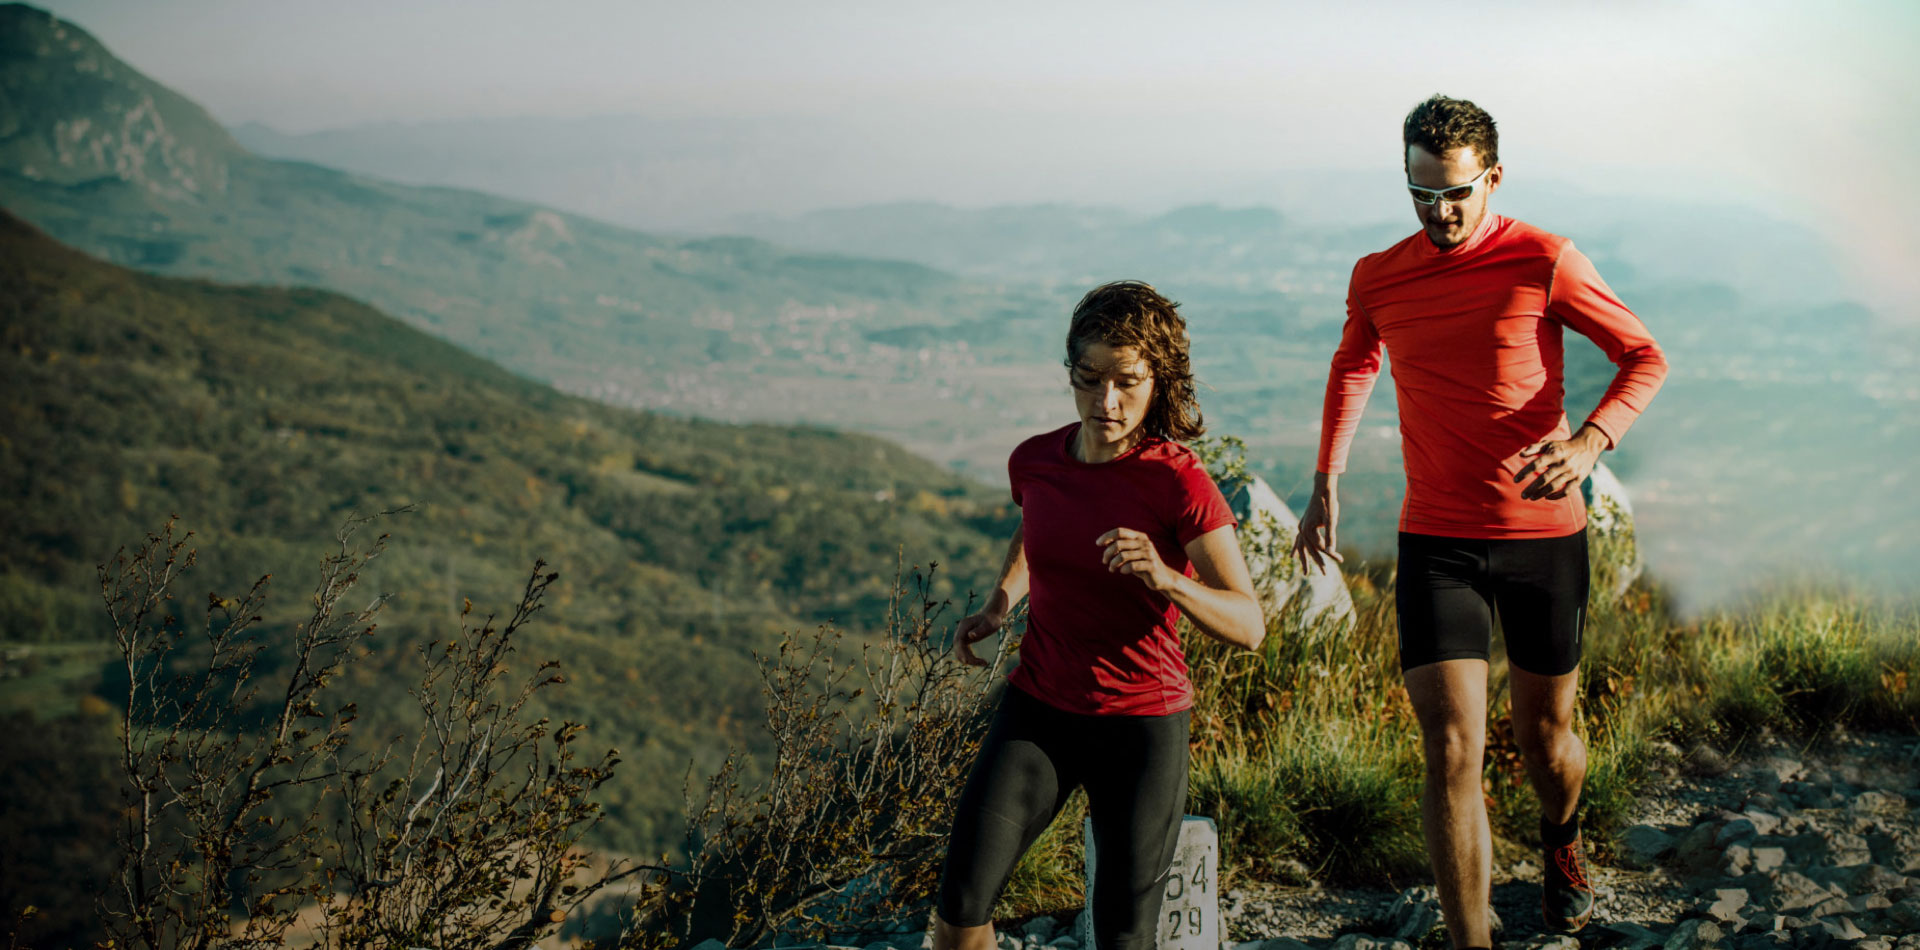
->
xmin=935 ymin=280 xmax=1265 ymax=950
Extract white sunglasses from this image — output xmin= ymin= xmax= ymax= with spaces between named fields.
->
xmin=1407 ymin=166 xmax=1492 ymax=205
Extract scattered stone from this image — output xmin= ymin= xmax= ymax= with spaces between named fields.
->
xmin=1829 ymin=831 xmax=1874 ymax=867
xmin=1379 ymin=887 xmax=1441 ymax=941
xmin=1619 ymin=824 xmax=1677 ymax=868
xmin=1596 ymin=921 xmax=1665 ymax=950
xmin=1750 ymin=845 xmax=1789 ymax=873
xmin=1685 ymin=743 xmax=1731 ymax=776
xmin=1253 ymin=940 xmax=1312 ymax=950
xmin=1721 ymin=842 xmax=1754 ymax=877
xmin=1509 ymin=936 xmax=1578 ymax=950
xmin=1853 ymin=791 xmax=1909 ymax=818
xmin=995 ymin=933 xmax=1020 ymax=950
xmin=1674 ymin=823 xmax=1721 ymax=872
xmin=1716 ymin=816 xmax=1760 ymax=847
xmin=1702 ymin=887 xmax=1748 ymax=923
xmin=1329 ymin=936 xmax=1410 ymax=950
xmin=1765 ymin=870 xmax=1843 ymax=912
xmin=1886 ymin=895 xmax=1920 ymax=931
xmin=1660 ymin=919 xmax=1724 ymax=950
xmin=1021 ymin=917 xmax=1056 ymax=941
xmin=1812 ymin=916 xmax=1868 ymax=939
xmin=1048 ymin=939 xmax=1077 ymax=950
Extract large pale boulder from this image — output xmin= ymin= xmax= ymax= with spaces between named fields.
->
xmin=1581 ymin=461 xmax=1642 ymax=599
xmin=1213 ymin=472 xmax=1355 ymax=624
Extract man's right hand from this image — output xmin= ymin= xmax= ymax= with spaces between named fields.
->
xmin=1291 ymin=471 xmax=1343 ymax=574
xmin=953 ymin=602 xmax=1007 ymax=668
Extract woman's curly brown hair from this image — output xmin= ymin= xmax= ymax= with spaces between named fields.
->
xmin=1065 ymin=280 xmax=1205 ymax=443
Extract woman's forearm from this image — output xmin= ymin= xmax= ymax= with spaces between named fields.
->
xmin=1163 ymin=573 xmax=1264 ymax=650
xmin=984 ymin=519 xmax=1029 ymax=618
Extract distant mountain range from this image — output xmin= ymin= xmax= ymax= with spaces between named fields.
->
xmin=0 ymin=3 xmax=1062 ymax=474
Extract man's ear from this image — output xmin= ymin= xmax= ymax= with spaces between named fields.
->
xmin=1487 ymin=162 xmax=1505 ymax=195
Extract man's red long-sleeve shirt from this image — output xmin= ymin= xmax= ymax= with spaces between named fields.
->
xmin=1316 ymin=214 xmax=1669 ymax=539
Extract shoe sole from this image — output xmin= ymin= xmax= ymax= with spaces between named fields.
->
xmin=1541 ymin=896 xmax=1594 ymax=933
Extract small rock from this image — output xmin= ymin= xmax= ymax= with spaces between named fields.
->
xmin=1661 ymin=919 xmax=1725 ymax=950
xmin=1619 ymin=824 xmax=1676 ymax=869
xmin=1048 ymin=939 xmax=1078 ymax=950
xmin=1841 ymin=864 xmax=1908 ymax=895
xmin=1766 ymin=870 xmax=1842 ymax=912
xmin=1850 ymin=893 xmax=1894 ymax=914
xmin=1703 ymin=887 xmax=1749 ymax=923
xmin=1686 ymin=742 xmax=1731 ymax=776
xmin=1021 ymin=918 xmax=1057 ymax=941
xmin=1716 ymin=816 xmax=1761 ymax=847
xmin=1722 ymin=842 xmax=1754 ymax=877
xmin=1853 ymin=790 xmax=1909 ymax=817
xmin=1254 ymin=941 xmax=1312 ymax=950
xmin=1596 ymin=921 xmax=1664 ymax=950
xmin=1510 ymin=937 xmax=1578 ymax=950
xmin=1273 ymin=858 xmax=1314 ymax=884
xmin=1330 ymin=936 xmax=1411 ymax=950
xmin=1886 ymin=896 xmax=1920 ymax=931
xmin=1813 ymin=916 xmax=1868 ymax=939
xmin=996 ymin=933 xmax=1021 ymax=950
xmin=1830 ymin=831 xmax=1874 ymax=867
xmin=1805 ymin=895 xmax=1853 ymax=919
xmin=1674 ymin=823 xmax=1721 ymax=872
xmin=1751 ymin=845 xmax=1789 ymax=873
xmin=1380 ymin=887 xmax=1442 ymax=941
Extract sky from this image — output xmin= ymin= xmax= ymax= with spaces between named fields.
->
xmin=33 ymin=0 xmax=1920 ymax=320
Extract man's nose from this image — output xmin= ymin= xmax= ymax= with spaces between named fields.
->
xmin=1102 ymin=383 xmax=1123 ymax=410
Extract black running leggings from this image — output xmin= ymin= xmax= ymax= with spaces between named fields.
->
xmin=937 ymin=685 xmax=1189 ymax=949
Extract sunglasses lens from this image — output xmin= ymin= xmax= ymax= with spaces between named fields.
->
xmin=1409 ymin=188 xmax=1438 ymax=205
xmin=1440 ymin=186 xmax=1474 ymax=202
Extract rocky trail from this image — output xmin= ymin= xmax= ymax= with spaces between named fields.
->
xmin=803 ymin=731 xmax=1920 ymax=950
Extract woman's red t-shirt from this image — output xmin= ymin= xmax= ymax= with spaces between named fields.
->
xmin=1005 ymin=423 xmax=1237 ymax=717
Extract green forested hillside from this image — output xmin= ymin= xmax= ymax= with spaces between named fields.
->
xmin=0 ymin=207 xmax=1012 ymax=869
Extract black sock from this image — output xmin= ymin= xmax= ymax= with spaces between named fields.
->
xmin=1541 ymin=813 xmax=1580 ymax=849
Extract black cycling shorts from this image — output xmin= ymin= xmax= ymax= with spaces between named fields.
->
xmin=936 ymin=685 xmax=1188 ymax=949
xmin=1395 ymin=529 xmax=1589 ymax=676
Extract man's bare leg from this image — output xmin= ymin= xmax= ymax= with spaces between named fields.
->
xmin=1509 ymin=664 xmax=1585 ymax=825
xmin=1405 ymin=658 xmax=1492 ymax=948
xmin=1511 ymin=662 xmax=1593 ymax=929
xmin=932 ymin=916 xmax=995 ymax=950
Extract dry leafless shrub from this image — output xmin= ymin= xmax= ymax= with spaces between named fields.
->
xmin=625 ymin=561 xmax=1012 ymax=947
xmin=98 ymin=515 xmax=643 ymax=949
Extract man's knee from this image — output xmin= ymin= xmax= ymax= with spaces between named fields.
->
xmin=1421 ymin=725 xmax=1485 ymax=784
xmin=1514 ymin=711 xmax=1581 ymax=764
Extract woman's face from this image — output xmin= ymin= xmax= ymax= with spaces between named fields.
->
xmin=1069 ymin=341 xmax=1155 ymax=456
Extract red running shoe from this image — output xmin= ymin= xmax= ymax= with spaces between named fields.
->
xmin=1542 ymin=836 xmax=1596 ymax=931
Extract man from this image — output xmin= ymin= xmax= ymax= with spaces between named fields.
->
xmin=1292 ymin=95 xmax=1667 ymax=947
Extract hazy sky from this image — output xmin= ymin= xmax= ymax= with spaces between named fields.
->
xmin=36 ymin=0 xmax=1920 ymax=318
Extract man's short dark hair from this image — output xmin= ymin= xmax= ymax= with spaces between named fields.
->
xmin=1403 ymin=94 xmax=1499 ymax=171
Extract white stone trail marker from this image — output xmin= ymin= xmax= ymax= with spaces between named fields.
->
xmin=1079 ymin=815 xmax=1219 ymax=950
